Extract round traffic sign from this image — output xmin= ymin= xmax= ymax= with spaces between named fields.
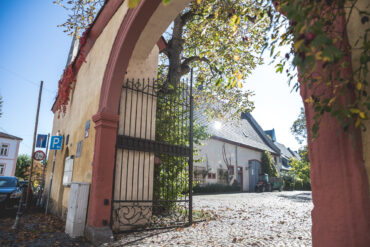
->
xmin=33 ymin=150 xmax=46 ymax=161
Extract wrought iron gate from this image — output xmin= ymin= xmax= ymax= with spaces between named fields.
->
xmin=112 ymin=77 xmax=193 ymax=232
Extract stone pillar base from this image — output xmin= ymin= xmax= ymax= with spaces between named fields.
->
xmin=85 ymin=225 xmax=114 ymax=246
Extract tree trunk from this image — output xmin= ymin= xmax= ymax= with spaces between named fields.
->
xmin=166 ymin=14 xmax=185 ymax=88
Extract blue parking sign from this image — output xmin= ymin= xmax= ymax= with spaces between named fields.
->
xmin=36 ymin=134 xmax=48 ymax=148
xmin=50 ymin=136 xmax=63 ymax=150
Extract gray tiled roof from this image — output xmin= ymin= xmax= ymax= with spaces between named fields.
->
xmin=274 ymin=142 xmax=297 ymax=160
xmin=195 ymin=111 xmax=280 ymax=155
xmin=0 ymin=132 xmax=22 ymax=141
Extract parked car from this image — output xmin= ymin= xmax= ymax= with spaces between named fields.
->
xmin=0 ymin=176 xmax=23 ymax=209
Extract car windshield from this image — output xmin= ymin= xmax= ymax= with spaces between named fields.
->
xmin=0 ymin=177 xmax=17 ymax=187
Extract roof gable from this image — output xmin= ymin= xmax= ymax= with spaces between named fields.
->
xmin=195 ymin=111 xmax=280 ymax=155
xmin=0 ymin=132 xmax=22 ymax=141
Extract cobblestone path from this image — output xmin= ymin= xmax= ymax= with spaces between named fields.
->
xmin=112 ymin=191 xmax=313 ymax=246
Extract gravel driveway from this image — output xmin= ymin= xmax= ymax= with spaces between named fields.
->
xmin=112 ymin=191 xmax=313 ymax=246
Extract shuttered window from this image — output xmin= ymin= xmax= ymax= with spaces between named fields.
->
xmin=63 ymin=156 xmax=74 ymax=186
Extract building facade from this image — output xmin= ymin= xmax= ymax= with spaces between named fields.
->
xmin=0 ymin=132 xmax=22 ymax=176
xmin=194 ymin=112 xmax=285 ymax=192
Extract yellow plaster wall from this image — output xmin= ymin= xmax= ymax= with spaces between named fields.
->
xmin=346 ymin=0 xmax=370 ymax=191
xmin=44 ymin=2 xmax=129 ymax=216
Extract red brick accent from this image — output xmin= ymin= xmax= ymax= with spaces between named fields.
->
xmin=87 ymin=112 xmax=119 ymax=227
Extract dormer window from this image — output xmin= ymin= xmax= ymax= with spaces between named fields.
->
xmin=242 ymin=131 xmax=248 ymax=138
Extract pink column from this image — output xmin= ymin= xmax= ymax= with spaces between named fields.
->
xmin=299 ymin=12 xmax=370 ymax=246
xmin=87 ymin=112 xmax=119 ymax=227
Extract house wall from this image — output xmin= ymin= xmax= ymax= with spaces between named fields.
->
xmin=346 ymin=0 xmax=370 ymax=192
xmin=195 ymin=138 xmax=264 ymax=191
xmin=44 ymin=2 xmax=130 ymax=218
xmin=0 ymin=138 xmax=20 ymax=176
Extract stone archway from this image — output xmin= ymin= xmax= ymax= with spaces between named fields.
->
xmin=85 ymin=0 xmax=370 ymax=245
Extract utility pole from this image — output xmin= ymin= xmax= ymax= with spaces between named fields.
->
xmin=26 ymin=81 xmax=43 ymax=208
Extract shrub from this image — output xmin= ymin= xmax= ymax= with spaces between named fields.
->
xmin=193 ymin=183 xmax=241 ymax=194
xmin=261 ymin=151 xmax=279 ymax=177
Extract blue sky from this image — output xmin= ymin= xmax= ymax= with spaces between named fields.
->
xmin=0 ymin=1 xmax=303 ymax=156
xmin=0 ymin=1 xmax=70 ymax=155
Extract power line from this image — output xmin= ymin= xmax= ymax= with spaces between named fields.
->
xmin=0 ymin=66 xmax=57 ymax=95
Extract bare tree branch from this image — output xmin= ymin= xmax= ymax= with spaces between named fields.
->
xmin=181 ymin=56 xmax=221 ymax=75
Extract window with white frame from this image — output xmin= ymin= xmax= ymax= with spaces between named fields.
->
xmin=63 ymin=156 xmax=74 ymax=186
xmin=0 ymin=164 xmax=5 ymax=175
xmin=0 ymin=144 xmax=9 ymax=156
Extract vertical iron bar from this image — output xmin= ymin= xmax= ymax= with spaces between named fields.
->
xmin=126 ymin=79 xmax=134 ymax=200
xmin=148 ymin=78 xmax=155 ymax=200
xmin=188 ymin=69 xmax=194 ymax=225
xmin=143 ymin=78 xmax=149 ymax=200
xmin=136 ymin=79 xmax=144 ymax=200
xmin=121 ymin=79 xmax=129 ymax=202
xmin=133 ymin=79 xmax=140 ymax=200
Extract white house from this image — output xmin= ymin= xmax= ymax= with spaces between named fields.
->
xmin=265 ymin=129 xmax=301 ymax=171
xmin=0 ymin=132 xmax=22 ymax=176
xmin=194 ymin=112 xmax=282 ymax=192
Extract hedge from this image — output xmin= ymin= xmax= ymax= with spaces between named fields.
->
xmin=193 ymin=183 xmax=241 ymax=194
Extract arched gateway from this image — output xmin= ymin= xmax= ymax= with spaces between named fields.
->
xmin=46 ymin=0 xmax=370 ymax=246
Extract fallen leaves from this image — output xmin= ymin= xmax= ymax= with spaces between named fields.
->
xmin=0 ymin=209 xmax=90 ymax=246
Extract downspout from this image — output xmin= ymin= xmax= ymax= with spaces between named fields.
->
xmin=235 ymin=145 xmax=238 ymax=184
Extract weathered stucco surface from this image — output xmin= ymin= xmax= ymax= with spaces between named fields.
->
xmin=346 ymin=0 xmax=370 ymax=191
xmin=45 ymin=2 xmax=129 ymax=216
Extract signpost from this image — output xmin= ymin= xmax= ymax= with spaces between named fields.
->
xmin=33 ymin=150 xmax=46 ymax=161
xmin=50 ymin=136 xmax=63 ymax=150
xmin=45 ymin=134 xmax=62 ymax=214
xmin=37 ymin=133 xmax=50 ymax=207
xmin=36 ymin=134 xmax=48 ymax=148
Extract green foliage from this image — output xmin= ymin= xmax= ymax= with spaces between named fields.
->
xmin=261 ymin=151 xmax=278 ymax=177
xmin=153 ymin=81 xmax=209 ymax=206
xmin=264 ymin=0 xmax=370 ymax=138
xmin=161 ymin=0 xmax=271 ymax=119
xmin=193 ymin=183 xmax=240 ymax=194
xmin=53 ymin=0 xmax=105 ymax=37
xmin=291 ymin=107 xmax=307 ymax=144
xmin=289 ymin=158 xmax=310 ymax=183
xmin=15 ymin=154 xmax=31 ymax=179
xmin=281 ymin=172 xmax=295 ymax=191
xmin=298 ymin=145 xmax=309 ymax=163
xmin=57 ymin=0 xmax=370 ymax=143
xmin=282 ymin=156 xmax=311 ymax=191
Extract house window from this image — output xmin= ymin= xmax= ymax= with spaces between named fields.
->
xmin=207 ymin=173 xmax=216 ymax=179
xmin=0 ymin=164 xmax=5 ymax=175
xmin=76 ymin=141 xmax=82 ymax=157
xmin=0 ymin=144 xmax=9 ymax=156
xmin=63 ymin=156 xmax=74 ymax=186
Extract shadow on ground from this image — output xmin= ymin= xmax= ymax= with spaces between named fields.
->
xmin=0 ymin=208 xmax=91 ymax=247
xmin=278 ymin=192 xmax=312 ymax=202
xmin=112 ymin=229 xmax=174 ymax=246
